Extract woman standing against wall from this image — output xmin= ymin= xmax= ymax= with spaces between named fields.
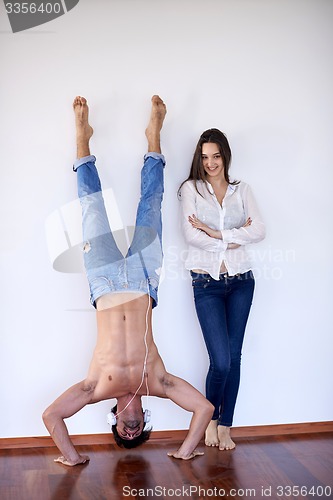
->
xmin=179 ymin=129 xmax=265 ymax=450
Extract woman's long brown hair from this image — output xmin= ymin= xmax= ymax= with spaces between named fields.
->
xmin=178 ymin=128 xmax=239 ymax=197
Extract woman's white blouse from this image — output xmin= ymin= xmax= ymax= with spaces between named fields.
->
xmin=179 ymin=179 xmax=266 ymax=280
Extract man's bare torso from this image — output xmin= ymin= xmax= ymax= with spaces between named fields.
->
xmin=86 ymin=293 xmax=166 ymax=402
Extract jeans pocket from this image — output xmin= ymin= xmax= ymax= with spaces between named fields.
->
xmin=89 ymin=276 xmax=115 ymax=295
xmin=192 ymin=277 xmax=211 ymax=288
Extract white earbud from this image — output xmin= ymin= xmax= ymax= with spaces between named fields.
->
xmin=107 ymin=411 xmax=117 ymax=427
xmin=144 ymin=409 xmax=151 ymax=423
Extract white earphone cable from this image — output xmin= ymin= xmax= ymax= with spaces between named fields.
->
xmin=115 ymin=286 xmax=150 ymax=418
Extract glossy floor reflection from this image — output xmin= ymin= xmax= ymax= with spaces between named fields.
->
xmin=0 ymin=433 xmax=332 ymax=499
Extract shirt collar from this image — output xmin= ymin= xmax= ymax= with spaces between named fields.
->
xmin=205 ymin=180 xmax=237 ymax=195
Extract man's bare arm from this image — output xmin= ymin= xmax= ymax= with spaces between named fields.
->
xmin=160 ymin=373 xmax=214 ymax=460
xmin=42 ymin=380 xmax=96 ymax=466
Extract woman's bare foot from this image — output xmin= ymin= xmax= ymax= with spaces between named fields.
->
xmin=145 ymin=95 xmax=167 ymax=153
xmin=205 ymin=420 xmax=219 ymax=447
xmin=218 ymin=425 xmax=236 ymax=451
xmin=73 ymin=96 xmax=94 ymax=159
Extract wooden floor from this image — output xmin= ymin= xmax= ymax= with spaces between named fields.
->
xmin=0 ymin=433 xmax=332 ymax=499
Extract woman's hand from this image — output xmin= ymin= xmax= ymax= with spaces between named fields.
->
xmin=243 ymin=217 xmax=252 ymax=227
xmin=188 ymin=214 xmax=210 ymax=232
xmin=167 ymin=449 xmax=204 ymax=460
xmin=188 ymin=215 xmax=221 ymax=239
xmin=54 ymin=454 xmax=90 ymax=466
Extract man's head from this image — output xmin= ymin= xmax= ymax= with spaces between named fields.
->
xmin=110 ymin=405 xmax=152 ymax=449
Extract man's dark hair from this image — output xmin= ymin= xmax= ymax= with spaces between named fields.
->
xmin=110 ymin=405 xmax=152 ymax=449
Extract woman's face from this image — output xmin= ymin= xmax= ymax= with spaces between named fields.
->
xmin=201 ymin=142 xmax=224 ymax=179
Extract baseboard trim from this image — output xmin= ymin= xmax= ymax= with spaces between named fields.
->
xmin=1 ymin=421 xmax=332 ymax=450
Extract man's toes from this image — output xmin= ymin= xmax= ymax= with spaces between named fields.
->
xmin=73 ymin=96 xmax=87 ymax=108
xmin=152 ymin=95 xmax=164 ymax=106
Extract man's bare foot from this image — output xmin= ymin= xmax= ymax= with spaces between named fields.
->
xmin=73 ymin=96 xmax=93 ymax=159
xmin=205 ymin=420 xmax=219 ymax=447
xmin=218 ymin=425 xmax=236 ymax=451
xmin=145 ymin=95 xmax=167 ymax=153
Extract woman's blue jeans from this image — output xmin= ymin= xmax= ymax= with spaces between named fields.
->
xmin=191 ymin=271 xmax=255 ymax=427
xmin=73 ymin=153 xmax=165 ymax=308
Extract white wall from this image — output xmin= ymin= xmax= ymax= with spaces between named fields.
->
xmin=1 ymin=0 xmax=332 ymax=438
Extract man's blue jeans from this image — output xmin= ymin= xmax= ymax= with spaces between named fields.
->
xmin=73 ymin=153 xmax=165 ymax=308
xmin=191 ymin=271 xmax=255 ymax=427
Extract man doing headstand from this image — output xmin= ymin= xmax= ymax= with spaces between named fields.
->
xmin=42 ymin=95 xmax=213 ymax=466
